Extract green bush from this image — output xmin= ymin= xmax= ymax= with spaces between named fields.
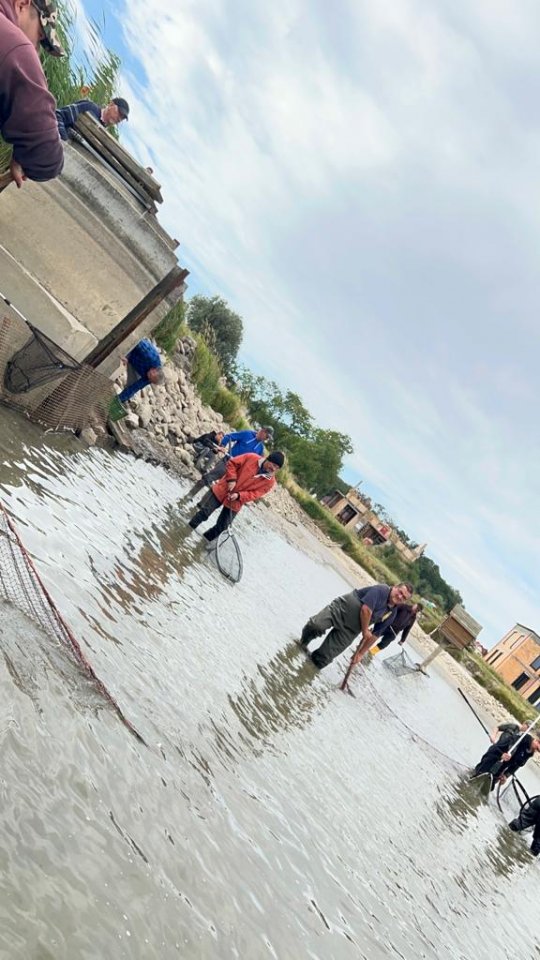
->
xmin=153 ymin=303 xmax=187 ymax=356
xmin=211 ymin=385 xmax=241 ymax=422
xmin=231 ymin=412 xmax=251 ymax=431
xmin=191 ymin=336 xmax=222 ymax=405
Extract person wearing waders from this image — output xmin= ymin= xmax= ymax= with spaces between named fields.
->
xmin=188 ymin=451 xmax=284 ymax=542
xmin=470 ymin=722 xmax=529 ymax=778
xmin=509 ymin=796 xmax=540 ymax=856
xmin=300 ymin=582 xmax=413 ymax=670
xmin=185 ymin=426 xmax=274 ymax=497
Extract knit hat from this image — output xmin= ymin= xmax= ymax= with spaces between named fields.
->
xmin=266 ymin=451 xmax=284 ymax=468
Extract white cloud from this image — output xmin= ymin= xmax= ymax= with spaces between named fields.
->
xmin=105 ymin=0 xmax=540 ymax=647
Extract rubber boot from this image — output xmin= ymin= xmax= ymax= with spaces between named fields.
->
xmin=299 ymin=621 xmax=321 ymax=646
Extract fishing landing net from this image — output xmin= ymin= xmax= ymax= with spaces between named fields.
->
xmin=0 ymin=502 xmax=144 ymax=743
xmin=0 ymin=314 xmax=115 ymax=433
xmin=215 ymin=528 xmax=243 ymax=583
xmin=495 ymin=776 xmax=534 ymax=819
xmin=4 ymin=324 xmax=79 ymax=393
xmin=382 ymin=647 xmax=421 ymax=677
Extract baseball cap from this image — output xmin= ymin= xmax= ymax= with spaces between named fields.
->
xmin=33 ymin=0 xmax=65 ymax=57
xmin=112 ymin=97 xmax=130 ymax=120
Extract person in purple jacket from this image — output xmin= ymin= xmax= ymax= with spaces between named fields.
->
xmin=0 ymin=0 xmax=64 ymax=186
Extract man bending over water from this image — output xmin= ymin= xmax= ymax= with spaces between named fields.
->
xmin=299 ymin=582 xmax=413 ymax=670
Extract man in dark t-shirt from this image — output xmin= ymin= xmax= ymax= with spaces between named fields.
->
xmin=299 ymin=582 xmax=413 ymax=670
xmin=495 ymin=735 xmax=540 ymax=782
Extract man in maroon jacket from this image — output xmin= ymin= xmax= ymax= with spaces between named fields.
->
xmin=0 ymin=0 xmax=64 ymax=186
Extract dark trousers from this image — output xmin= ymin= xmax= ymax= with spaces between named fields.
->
xmin=189 ymin=491 xmax=235 ymax=541
xmin=301 ymin=591 xmax=362 ymax=669
xmin=473 ymin=744 xmax=505 ymax=777
xmin=376 ymin=630 xmax=398 ymax=650
xmin=187 ymin=459 xmax=228 ymax=497
xmin=509 ymin=796 xmax=540 ymax=849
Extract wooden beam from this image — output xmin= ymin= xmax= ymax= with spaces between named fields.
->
xmin=74 ymin=117 xmax=155 ymax=209
xmin=84 ymin=265 xmax=188 ymax=368
xmin=76 ymin=114 xmax=163 ymax=203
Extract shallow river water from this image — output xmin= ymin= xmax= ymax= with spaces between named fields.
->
xmin=0 ymin=407 xmax=539 ymax=960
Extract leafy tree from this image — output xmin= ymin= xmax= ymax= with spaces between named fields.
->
xmin=236 ymin=368 xmax=353 ymax=494
xmin=335 ymin=476 xmax=351 ymax=496
xmin=186 ymin=295 xmax=243 ymax=376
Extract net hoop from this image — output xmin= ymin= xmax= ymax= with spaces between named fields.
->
xmin=215 ymin=529 xmax=243 ymax=583
xmin=4 ymin=323 xmax=80 ymax=394
xmin=495 ymin=775 xmax=531 ymax=815
xmin=382 ymin=647 xmax=420 ymax=677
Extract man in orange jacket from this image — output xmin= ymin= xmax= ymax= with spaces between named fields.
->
xmin=188 ymin=451 xmax=284 ymax=542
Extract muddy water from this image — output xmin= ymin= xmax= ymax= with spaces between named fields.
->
xmin=0 ymin=406 xmax=539 ymax=960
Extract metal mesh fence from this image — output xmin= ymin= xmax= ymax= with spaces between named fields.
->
xmin=0 ymin=315 xmax=115 ymax=432
xmin=0 ymin=502 xmax=144 ymax=742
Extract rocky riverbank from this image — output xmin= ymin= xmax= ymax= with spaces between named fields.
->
xmin=115 ymin=335 xmax=227 ymax=476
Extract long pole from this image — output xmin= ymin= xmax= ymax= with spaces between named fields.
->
xmin=340 ymin=625 xmax=398 ymax=692
xmin=458 ymin=687 xmax=491 ymax=736
xmin=84 ymin=265 xmax=188 ymax=369
xmin=0 ymin=289 xmax=33 ymax=326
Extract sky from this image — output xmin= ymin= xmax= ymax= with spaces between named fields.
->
xmin=72 ymin=0 xmax=540 ymax=648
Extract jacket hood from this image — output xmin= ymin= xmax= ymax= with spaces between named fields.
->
xmin=0 ymin=0 xmax=17 ymax=25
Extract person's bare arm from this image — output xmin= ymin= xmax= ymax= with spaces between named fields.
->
xmin=360 ymin=605 xmax=374 ymax=642
xmin=351 ymin=606 xmax=376 ymax=663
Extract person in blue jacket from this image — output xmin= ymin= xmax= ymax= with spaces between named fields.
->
xmin=186 ymin=425 xmax=274 ymax=497
xmin=117 ymin=339 xmax=164 ymax=404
